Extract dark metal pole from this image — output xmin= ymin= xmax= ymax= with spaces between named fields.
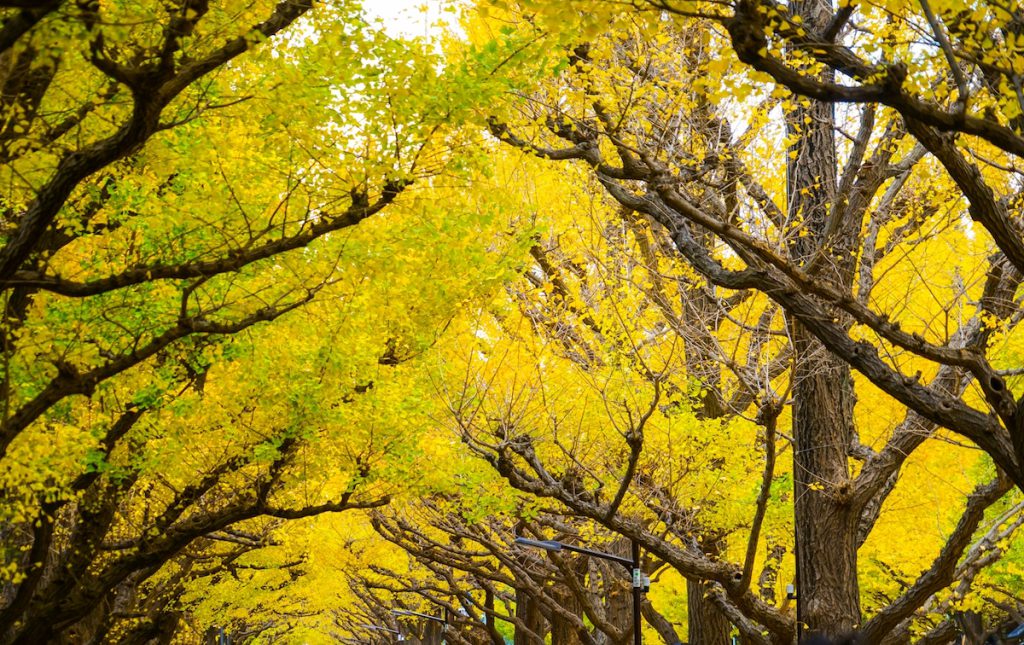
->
xmin=631 ymin=539 xmax=642 ymax=645
xmin=794 ymin=501 xmax=802 ymax=644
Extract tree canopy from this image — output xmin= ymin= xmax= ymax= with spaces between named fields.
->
xmin=4 ymin=0 xmax=1024 ymax=643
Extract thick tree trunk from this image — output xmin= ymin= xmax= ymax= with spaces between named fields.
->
xmin=423 ymin=621 xmax=444 ymax=645
xmin=515 ymin=588 xmax=547 ymax=645
xmin=786 ymin=0 xmax=861 ymax=637
xmin=790 ymin=330 xmax=860 ymax=637
xmin=685 ymin=537 xmax=729 ymax=645
xmin=550 ymin=584 xmax=584 ymax=645
xmin=604 ymin=581 xmax=633 ymax=645
xmin=687 ymin=577 xmax=731 ymax=645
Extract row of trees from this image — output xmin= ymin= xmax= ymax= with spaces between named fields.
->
xmin=3 ymin=0 xmax=1024 ymax=643
xmin=0 ymin=1 xmax=530 ymax=641
xmin=346 ymin=0 xmax=1024 ymax=642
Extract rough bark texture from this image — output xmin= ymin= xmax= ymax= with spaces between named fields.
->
xmin=786 ymin=0 xmax=861 ymax=637
xmin=687 ymin=578 xmax=732 ymax=645
xmin=789 ymin=330 xmax=860 ymax=637
xmin=550 ymin=583 xmax=585 ymax=645
xmin=422 ymin=621 xmax=445 ymax=645
xmin=604 ymin=581 xmax=633 ymax=645
xmin=685 ymin=536 xmax=731 ymax=645
xmin=515 ymin=588 xmax=547 ymax=645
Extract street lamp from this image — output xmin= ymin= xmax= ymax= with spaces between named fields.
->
xmin=513 ymin=537 xmax=647 ymax=645
xmin=393 ymin=609 xmax=449 ymax=625
xmin=357 ymin=624 xmax=405 ymax=643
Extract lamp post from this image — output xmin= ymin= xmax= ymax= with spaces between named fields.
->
xmin=513 ymin=537 xmax=645 ymax=645
xmin=393 ymin=609 xmax=448 ymax=625
xmin=357 ymin=624 xmax=404 ymax=643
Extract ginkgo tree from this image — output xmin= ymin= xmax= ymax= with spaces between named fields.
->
xmin=7 ymin=0 xmax=1024 ymax=643
xmin=0 ymin=1 xmax=538 ymax=642
xmin=193 ymin=0 xmax=1024 ymax=640
xmin=437 ymin=0 xmax=1024 ymax=642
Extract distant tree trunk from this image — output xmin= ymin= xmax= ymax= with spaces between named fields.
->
xmin=423 ymin=621 xmax=444 ymax=645
xmin=786 ymin=0 xmax=861 ymax=637
xmin=604 ymin=580 xmax=633 ymax=645
xmin=515 ymin=588 xmax=546 ymax=645
xmin=485 ymin=589 xmax=506 ymax=645
xmin=550 ymin=571 xmax=585 ymax=645
xmin=683 ymin=334 xmax=736 ymax=645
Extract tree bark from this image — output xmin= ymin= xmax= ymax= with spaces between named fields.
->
xmin=688 ymin=578 xmax=731 ymax=645
xmin=515 ymin=587 xmax=547 ymax=645
xmin=685 ymin=538 xmax=730 ymax=645
xmin=789 ymin=327 xmax=860 ymax=637
xmin=550 ymin=585 xmax=585 ymax=645
xmin=786 ymin=0 xmax=861 ymax=637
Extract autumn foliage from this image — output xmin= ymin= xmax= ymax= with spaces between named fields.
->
xmin=2 ymin=0 xmax=1024 ymax=644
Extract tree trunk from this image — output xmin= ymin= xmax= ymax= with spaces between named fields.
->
xmin=604 ymin=580 xmax=633 ymax=645
xmin=550 ymin=579 xmax=584 ymax=645
xmin=485 ymin=589 xmax=506 ymax=645
xmin=786 ymin=0 xmax=861 ymax=637
xmin=423 ymin=621 xmax=444 ymax=645
xmin=682 ymin=321 xmax=733 ymax=645
xmin=685 ymin=539 xmax=730 ymax=645
xmin=687 ymin=577 xmax=731 ymax=645
xmin=789 ymin=328 xmax=860 ymax=637
xmin=515 ymin=588 xmax=546 ymax=645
